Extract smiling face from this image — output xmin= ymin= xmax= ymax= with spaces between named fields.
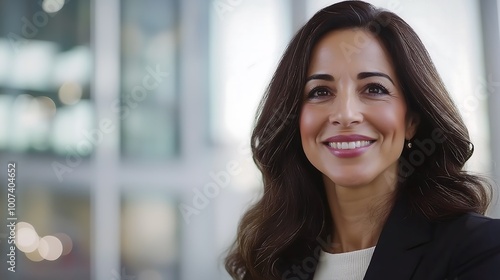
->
xmin=300 ymin=28 xmax=418 ymax=189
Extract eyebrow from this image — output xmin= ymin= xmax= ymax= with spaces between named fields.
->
xmin=357 ymin=72 xmax=395 ymax=85
xmin=305 ymin=74 xmax=334 ymax=82
xmin=305 ymin=72 xmax=395 ymax=85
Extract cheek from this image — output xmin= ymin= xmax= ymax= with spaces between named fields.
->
xmin=371 ymin=104 xmax=407 ymax=137
xmin=299 ymin=105 xmax=323 ymax=142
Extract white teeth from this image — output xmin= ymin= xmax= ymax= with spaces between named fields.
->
xmin=328 ymin=140 xmax=372 ymax=150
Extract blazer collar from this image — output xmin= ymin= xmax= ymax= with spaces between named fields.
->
xmin=363 ymin=191 xmax=432 ymax=280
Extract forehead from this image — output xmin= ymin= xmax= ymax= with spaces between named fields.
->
xmin=308 ymin=28 xmax=396 ymax=77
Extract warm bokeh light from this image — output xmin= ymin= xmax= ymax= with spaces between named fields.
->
xmin=16 ymin=221 xmax=35 ymax=231
xmin=36 ymin=96 xmax=57 ymax=117
xmin=54 ymin=232 xmax=73 ymax=256
xmin=58 ymin=81 xmax=83 ymax=105
xmin=16 ymin=226 xmax=40 ymax=253
xmin=122 ymin=199 xmax=177 ymax=266
xmin=38 ymin=235 xmax=63 ymax=261
xmin=25 ymin=249 xmax=45 ymax=262
xmin=15 ymin=222 xmax=73 ymax=262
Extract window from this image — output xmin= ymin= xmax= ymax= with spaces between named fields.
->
xmin=121 ymin=0 xmax=179 ymax=159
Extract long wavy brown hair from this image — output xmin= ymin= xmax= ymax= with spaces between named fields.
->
xmin=225 ymin=1 xmax=492 ymax=279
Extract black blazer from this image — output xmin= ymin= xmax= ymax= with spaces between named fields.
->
xmin=282 ymin=193 xmax=500 ymax=280
xmin=363 ymin=194 xmax=500 ymax=279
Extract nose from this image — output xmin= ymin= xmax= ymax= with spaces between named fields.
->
xmin=328 ymin=91 xmax=363 ymax=127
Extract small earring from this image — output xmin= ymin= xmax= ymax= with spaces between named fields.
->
xmin=406 ymin=141 xmax=412 ymax=149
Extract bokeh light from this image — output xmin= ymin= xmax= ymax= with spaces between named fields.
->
xmin=54 ymin=232 xmax=73 ymax=256
xmin=38 ymin=235 xmax=63 ymax=261
xmin=58 ymin=81 xmax=83 ymax=105
xmin=16 ymin=226 xmax=40 ymax=253
xmin=14 ymin=222 xmax=74 ymax=262
xmin=25 ymin=250 xmax=45 ymax=262
xmin=42 ymin=0 xmax=65 ymax=14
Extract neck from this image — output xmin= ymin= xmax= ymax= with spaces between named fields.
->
xmin=323 ymin=175 xmax=397 ymax=253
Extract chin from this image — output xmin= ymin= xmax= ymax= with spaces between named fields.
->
xmin=323 ymin=173 xmax=374 ymax=189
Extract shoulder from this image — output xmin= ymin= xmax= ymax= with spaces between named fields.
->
xmin=434 ymin=213 xmax=500 ymax=278
xmin=434 ymin=212 xmax=500 ymax=244
xmin=436 ymin=212 xmax=500 ymax=233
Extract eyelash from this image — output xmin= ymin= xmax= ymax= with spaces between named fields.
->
xmin=307 ymin=86 xmax=331 ymax=99
xmin=306 ymin=83 xmax=390 ymax=99
xmin=365 ymin=83 xmax=390 ymax=95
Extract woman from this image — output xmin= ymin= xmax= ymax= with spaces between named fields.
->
xmin=225 ymin=1 xmax=500 ymax=279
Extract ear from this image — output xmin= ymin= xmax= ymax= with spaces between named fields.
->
xmin=405 ymin=112 xmax=420 ymax=139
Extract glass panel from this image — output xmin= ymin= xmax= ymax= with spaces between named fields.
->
xmin=0 ymin=0 xmax=92 ymax=157
xmin=121 ymin=0 xmax=178 ymax=159
xmin=0 ymin=182 xmax=91 ymax=279
xmin=0 ymin=1 xmax=92 ymax=278
xmin=121 ymin=190 xmax=179 ymax=279
xmin=209 ymin=0 xmax=292 ymax=144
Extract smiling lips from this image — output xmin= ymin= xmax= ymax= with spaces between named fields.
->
xmin=323 ymin=134 xmax=376 ymax=158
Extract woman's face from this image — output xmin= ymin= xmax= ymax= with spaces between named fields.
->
xmin=300 ymin=28 xmax=418 ymax=189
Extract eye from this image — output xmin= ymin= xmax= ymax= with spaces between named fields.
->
xmin=306 ymin=86 xmax=332 ymax=100
xmin=365 ymin=83 xmax=390 ymax=95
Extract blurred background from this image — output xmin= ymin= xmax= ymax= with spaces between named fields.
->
xmin=0 ymin=0 xmax=499 ymax=279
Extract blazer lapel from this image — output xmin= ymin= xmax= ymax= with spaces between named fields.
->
xmin=364 ymin=192 xmax=432 ymax=280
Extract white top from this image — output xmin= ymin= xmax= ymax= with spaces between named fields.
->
xmin=313 ymin=246 xmax=376 ymax=280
